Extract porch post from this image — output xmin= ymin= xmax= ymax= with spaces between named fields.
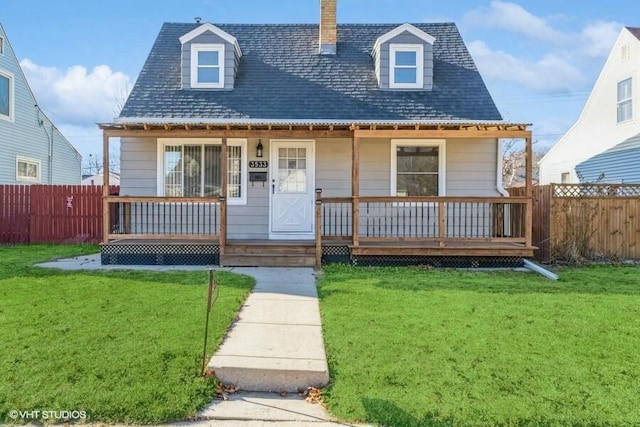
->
xmin=315 ymin=189 xmax=322 ymax=267
xmin=352 ymin=129 xmax=360 ymax=247
xmin=525 ymin=135 xmax=533 ymax=248
xmin=102 ymin=132 xmax=110 ymax=244
xmin=220 ymin=136 xmax=228 ymax=255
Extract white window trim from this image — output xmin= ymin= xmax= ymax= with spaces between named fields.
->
xmin=390 ymin=139 xmax=446 ymax=197
xmin=16 ymin=156 xmax=41 ymax=183
xmin=617 ymin=77 xmax=633 ymax=124
xmin=0 ymin=36 xmax=4 ymax=55
xmin=389 ymin=44 xmax=423 ymax=89
xmin=190 ymin=44 xmax=225 ymax=89
xmin=157 ymin=138 xmax=247 ymax=205
xmin=0 ymin=70 xmax=14 ymax=122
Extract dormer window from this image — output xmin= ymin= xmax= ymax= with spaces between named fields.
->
xmin=191 ymin=44 xmax=224 ymax=88
xmin=390 ymin=44 xmax=423 ymax=89
xmin=179 ymin=23 xmax=242 ymax=90
xmin=372 ymin=24 xmax=435 ymax=91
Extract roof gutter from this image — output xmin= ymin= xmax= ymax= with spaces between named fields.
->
xmin=113 ymin=117 xmax=530 ymax=127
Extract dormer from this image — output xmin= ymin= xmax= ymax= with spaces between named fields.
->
xmin=179 ymin=23 xmax=242 ymax=90
xmin=372 ymin=24 xmax=435 ymax=91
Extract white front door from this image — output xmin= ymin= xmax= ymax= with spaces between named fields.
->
xmin=270 ymin=140 xmax=315 ymax=239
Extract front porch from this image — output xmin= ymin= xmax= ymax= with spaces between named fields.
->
xmin=99 ymin=122 xmax=535 ymax=267
xmin=100 ymin=194 xmax=534 ymax=267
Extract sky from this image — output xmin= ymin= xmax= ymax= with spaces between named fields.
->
xmin=1 ymin=0 xmax=636 ymax=170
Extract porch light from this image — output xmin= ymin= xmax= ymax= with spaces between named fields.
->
xmin=256 ymin=140 xmax=264 ymax=158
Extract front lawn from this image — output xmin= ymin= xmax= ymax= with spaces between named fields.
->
xmin=318 ymin=265 xmax=640 ymax=426
xmin=0 ymin=245 xmax=254 ymax=424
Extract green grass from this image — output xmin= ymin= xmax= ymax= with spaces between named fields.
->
xmin=0 ymin=244 xmax=254 ymax=424
xmin=318 ymin=265 xmax=640 ymax=426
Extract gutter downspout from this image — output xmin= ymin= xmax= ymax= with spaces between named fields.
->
xmin=36 ymin=106 xmax=54 ymax=183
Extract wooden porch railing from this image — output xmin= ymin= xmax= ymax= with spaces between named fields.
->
xmin=315 ymin=192 xmax=531 ymax=251
xmin=104 ymin=196 xmax=224 ymax=243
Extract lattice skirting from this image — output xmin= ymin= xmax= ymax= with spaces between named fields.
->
xmin=322 ymin=246 xmax=524 ymax=268
xmin=101 ymin=244 xmax=219 ymax=265
xmin=322 ymin=245 xmax=351 ymax=264
xmin=351 ymin=255 xmax=524 ymax=268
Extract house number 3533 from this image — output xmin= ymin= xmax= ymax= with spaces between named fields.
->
xmin=249 ymin=161 xmax=268 ymax=168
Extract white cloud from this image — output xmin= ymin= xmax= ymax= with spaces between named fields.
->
xmin=464 ymin=1 xmax=564 ymax=44
xmin=579 ymin=21 xmax=622 ymax=58
xmin=468 ymin=40 xmax=586 ymax=93
xmin=20 ymin=59 xmax=131 ymax=126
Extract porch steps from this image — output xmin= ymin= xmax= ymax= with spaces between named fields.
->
xmin=221 ymin=243 xmax=316 ymax=267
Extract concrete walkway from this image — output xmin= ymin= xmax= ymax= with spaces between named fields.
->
xmin=208 ymin=267 xmax=330 ymax=393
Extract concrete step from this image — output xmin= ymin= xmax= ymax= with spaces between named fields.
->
xmin=208 ymin=269 xmax=329 ymax=393
xmin=208 ymin=322 xmax=329 ymax=392
xmin=220 ymin=254 xmax=316 ymax=267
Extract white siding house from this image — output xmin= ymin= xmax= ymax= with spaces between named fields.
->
xmin=539 ymin=27 xmax=640 ymax=184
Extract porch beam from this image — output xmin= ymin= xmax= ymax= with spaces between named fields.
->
xmin=352 ymin=130 xmax=360 ymax=247
xmin=102 ymin=129 xmax=353 ymax=139
xmin=102 ymin=133 xmax=110 ymax=245
xmin=354 ymin=129 xmax=532 ymax=139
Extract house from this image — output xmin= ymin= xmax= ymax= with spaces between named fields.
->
xmin=575 ymin=132 xmax=640 ymax=183
xmin=539 ymin=27 xmax=640 ymax=184
xmin=99 ymin=0 xmax=535 ymax=267
xmin=0 ymin=23 xmax=81 ymax=184
xmin=82 ymin=171 xmax=120 ymax=186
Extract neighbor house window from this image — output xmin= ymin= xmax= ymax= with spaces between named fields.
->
xmin=0 ymin=36 xmax=4 ymax=55
xmin=160 ymin=139 xmax=246 ymax=204
xmin=16 ymin=157 xmax=40 ymax=182
xmin=617 ymin=78 xmax=632 ymax=123
xmin=560 ymin=172 xmax=570 ymax=183
xmin=391 ymin=140 xmax=445 ymax=196
xmin=190 ymin=44 xmax=224 ymax=88
xmin=389 ymin=44 xmax=423 ymax=89
xmin=0 ymin=71 xmax=13 ymax=120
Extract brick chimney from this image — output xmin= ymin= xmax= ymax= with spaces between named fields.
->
xmin=319 ymin=0 xmax=337 ymax=55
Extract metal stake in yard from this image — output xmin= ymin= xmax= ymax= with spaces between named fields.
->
xmin=201 ymin=269 xmax=217 ymax=375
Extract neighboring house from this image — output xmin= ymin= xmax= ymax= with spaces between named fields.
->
xmin=0 ymin=23 xmax=81 ymax=184
xmin=540 ymin=26 xmax=640 ymax=184
xmin=575 ymin=132 xmax=640 ymax=183
xmin=82 ymin=172 xmax=120 ymax=186
xmin=99 ymin=0 xmax=535 ymax=267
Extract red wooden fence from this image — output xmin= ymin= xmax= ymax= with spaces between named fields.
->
xmin=0 ymin=185 xmax=119 ymax=244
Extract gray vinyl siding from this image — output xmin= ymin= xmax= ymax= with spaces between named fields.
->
xmin=227 ymin=138 xmax=268 ymax=239
xmin=374 ymin=31 xmax=434 ymax=90
xmin=360 ymin=139 xmax=391 ymax=195
xmin=316 ymin=138 xmax=352 ymax=197
xmin=118 ymin=137 xmax=502 ymax=239
xmin=50 ymin=125 xmax=82 ymax=183
xmin=181 ymin=32 xmax=238 ymax=90
xmin=575 ymin=134 xmax=640 ymax=183
xmin=447 ymin=139 xmax=501 ymax=196
xmin=119 ymin=137 xmax=157 ymax=196
xmin=0 ymin=24 xmax=81 ymax=184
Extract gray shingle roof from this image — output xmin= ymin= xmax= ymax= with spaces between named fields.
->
xmin=627 ymin=27 xmax=640 ymax=40
xmin=120 ymin=23 xmax=502 ymax=122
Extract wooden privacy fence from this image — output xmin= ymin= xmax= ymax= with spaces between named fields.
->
xmin=509 ymin=184 xmax=640 ymax=262
xmin=0 ymin=185 xmax=119 ymax=244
